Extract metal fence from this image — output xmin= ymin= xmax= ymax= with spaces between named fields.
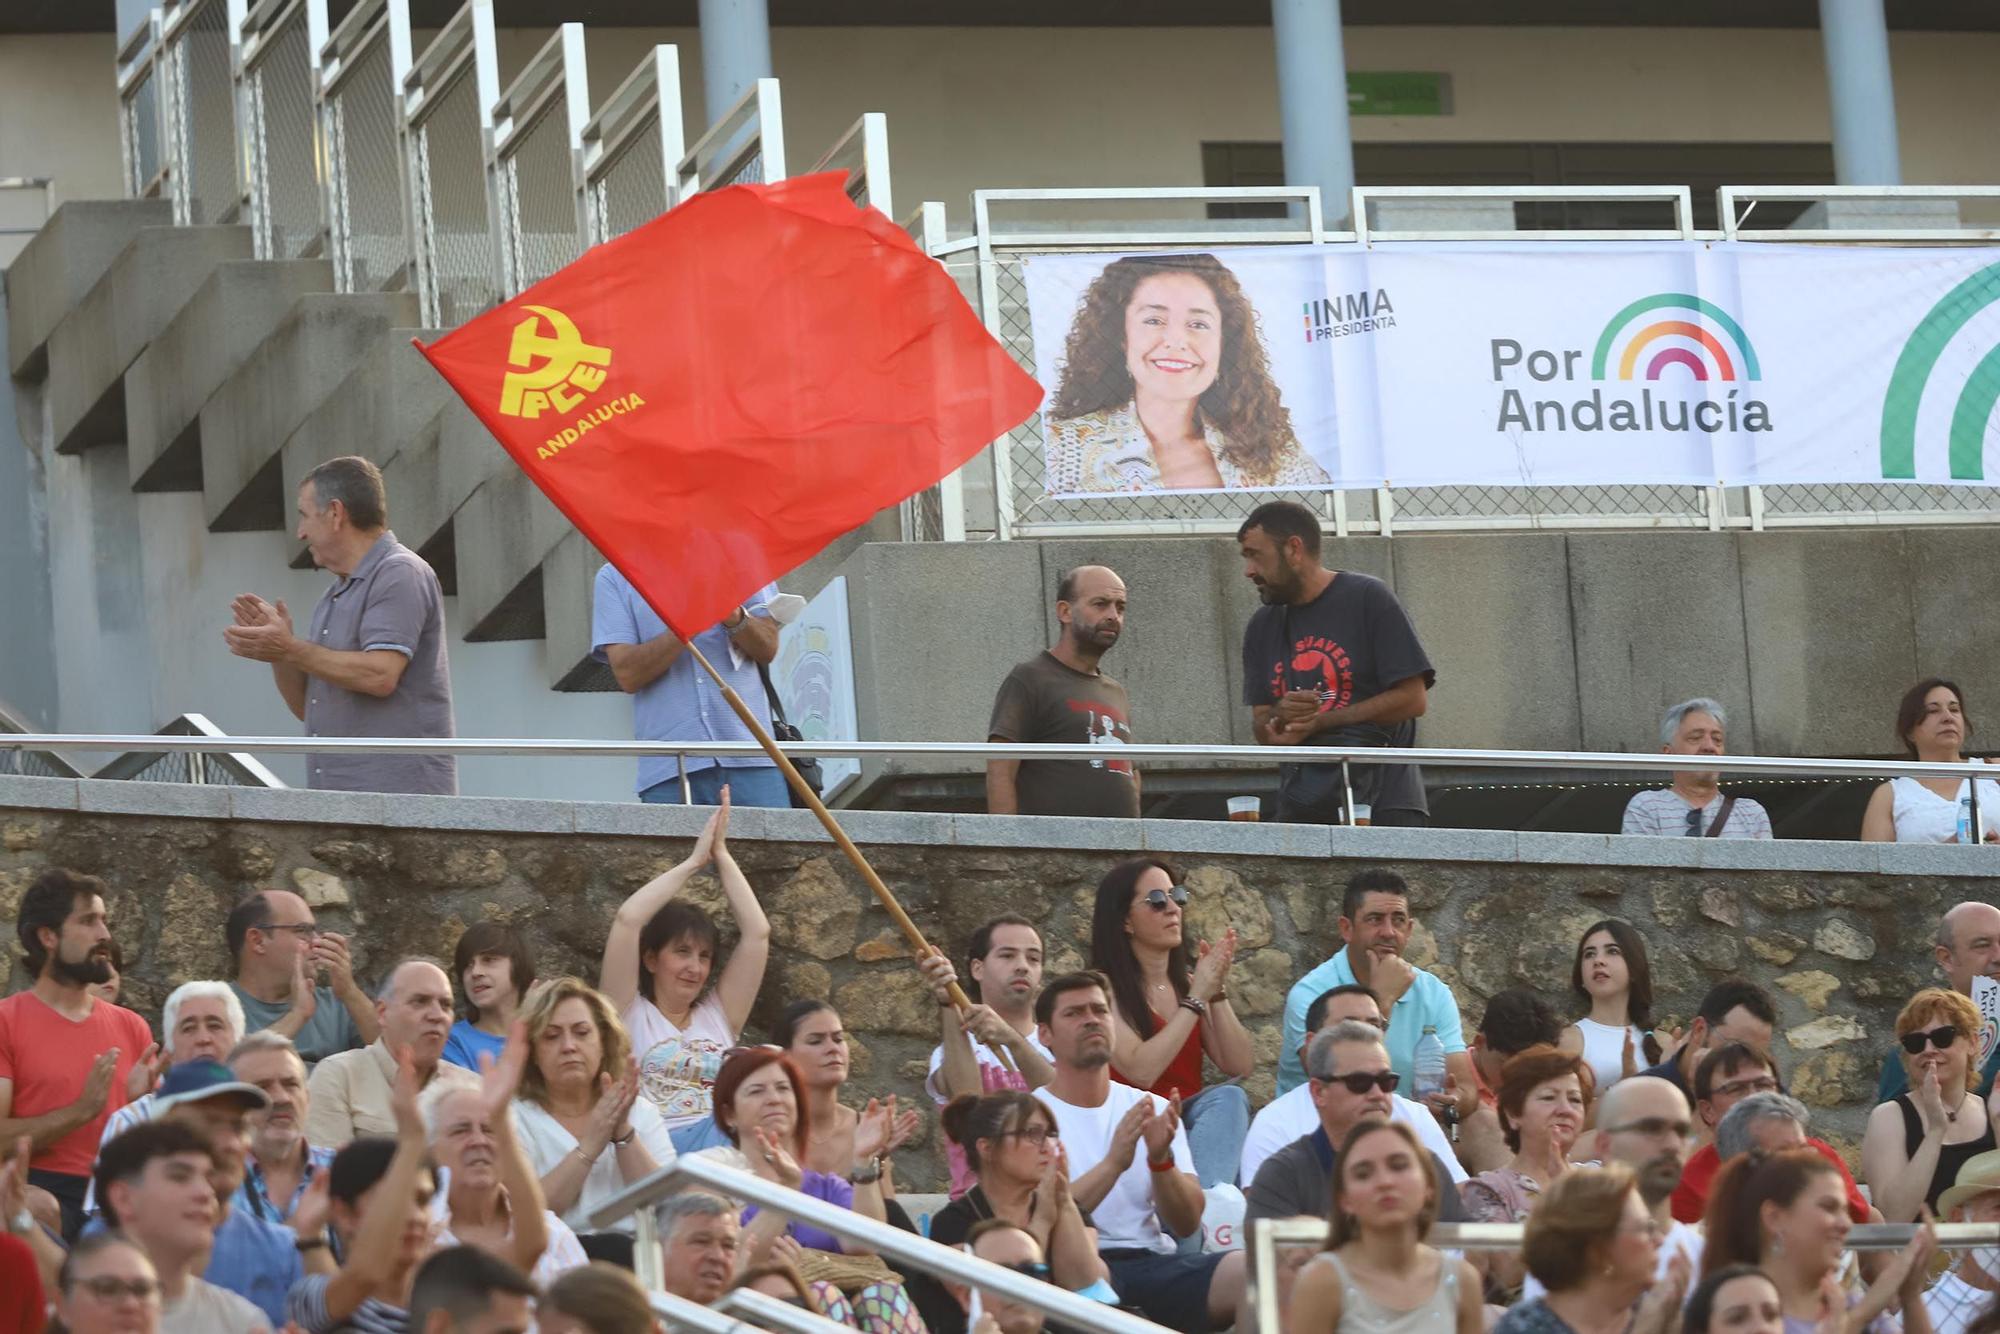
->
xmin=116 ymin=11 xmax=169 ymax=200
xmin=678 ymin=76 xmax=785 ymax=197
xmin=159 ymin=0 xmax=246 ymax=226
xmin=320 ymin=0 xmax=412 ymax=293
xmin=580 ymin=46 xmax=683 ymax=246
xmin=236 ymin=0 xmax=325 ymax=260
xmin=490 ymin=23 xmax=590 ymax=297
xmin=89 ymin=714 xmax=288 ymax=787
xmin=403 ymin=0 xmax=501 ymax=327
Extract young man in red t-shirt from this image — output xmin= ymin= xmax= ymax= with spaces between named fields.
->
xmin=0 ymin=869 xmax=158 ymax=1239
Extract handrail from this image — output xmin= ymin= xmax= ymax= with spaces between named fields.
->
xmin=1 ymin=735 xmax=1995 ymax=783
xmin=86 ymin=715 xmax=287 ymax=787
xmin=648 ymin=1290 xmax=759 ymax=1333
xmin=716 ymin=1287 xmax=855 ymax=1333
xmin=588 ymin=1155 xmax=1172 ymax=1334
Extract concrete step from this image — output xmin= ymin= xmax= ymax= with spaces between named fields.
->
xmin=46 ymin=225 xmax=252 ymax=455
xmin=5 ymin=199 xmax=173 ymax=380
xmin=542 ymin=528 xmax=614 ymax=690
xmin=454 ymin=466 xmax=571 ymax=641
xmin=203 ymin=289 xmax=419 ymax=532
xmin=125 ymin=259 xmax=333 ymax=493
xmin=375 ymin=395 xmax=515 ymax=574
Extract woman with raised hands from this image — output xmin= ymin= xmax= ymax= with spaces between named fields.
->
xmin=1860 ymin=987 xmax=1998 ymax=1224
xmin=511 ymin=977 xmax=675 ymax=1268
xmin=774 ymin=999 xmax=922 ymax=1192
xmin=599 ymin=787 xmax=770 ymax=1155
xmin=1458 ymin=1045 xmax=1593 ymax=1301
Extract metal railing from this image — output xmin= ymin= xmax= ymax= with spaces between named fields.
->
xmin=158 ymin=0 xmax=246 ymax=225
xmin=580 ymin=45 xmax=684 ymax=246
xmin=490 ymin=22 xmax=590 ymax=297
xmin=402 ymin=0 xmax=501 ymax=327
xmin=117 ymin=11 xmax=170 ymax=200
xmin=236 ymin=0 xmax=325 ymax=260
xmin=590 ymin=1154 xmax=1172 ymax=1334
xmin=319 ymin=0 xmax=412 ymax=292
xmin=678 ymin=76 xmax=785 ymax=197
xmin=812 ymin=112 xmax=891 ymax=218
xmin=899 ymin=199 xmax=961 ymax=542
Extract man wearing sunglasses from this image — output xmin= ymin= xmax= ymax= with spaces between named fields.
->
xmin=1877 ymin=901 xmax=2000 ymax=1106
xmin=949 ymin=1219 xmax=1050 ymax=1334
xmin=226 ymin=891 xmax=378 ymax=1068
xmin=1244 ymin=1021 xmax=1468 ymax=1227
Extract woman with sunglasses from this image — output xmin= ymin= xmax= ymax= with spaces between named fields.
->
xmin=910 ymin=1092 xmax=1113 ymax=1334
xmin=1087 ymin=857 xmax=1254 ymax=1190
xmin=1704 ymin=1147 xmax=1937 ymax=1334
xmin=1289 ymin=1119 xmax=1482 ymax=1334
xmin=1861 ymin=987 xmax=1998 ymax=1223
xmin=773 ymin=1000 xmax=923 ymax=1193
xmin=1458 ymin=1046 xmax=1593 ymax=1302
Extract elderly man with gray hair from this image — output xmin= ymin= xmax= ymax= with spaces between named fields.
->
xmin=1620 ymin=697 xmax=1773 ymax=838
xmin=306 ymin=957 xmax=478 ymax=1147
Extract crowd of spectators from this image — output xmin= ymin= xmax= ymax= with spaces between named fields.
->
xmin=2 ymin=847 xmax=1994 ymax=1334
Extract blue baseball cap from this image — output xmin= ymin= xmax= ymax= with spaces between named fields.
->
xmin=153 ymin=1060 xmax=269 ymax=1113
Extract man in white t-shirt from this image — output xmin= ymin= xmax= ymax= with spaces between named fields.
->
xmin=1239 ymin=983 xmax=1467 ymax=1188
xmin=1031 ymin=971 xmax=1244 ymax=1334
xmin=919 ymin=915 xmax=1056 ymax=1196
xmin=95 ymin=1119 xmax=269 ymax=1334
xmin=1929 ymin=1150 xmax=2000 ymax=1334
xmin=1523 ymin=1076 xmax=1701 ymax=1302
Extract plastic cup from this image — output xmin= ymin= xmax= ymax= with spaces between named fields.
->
xmin=1226 ymin=796 xmax=1261 ymax=822
xmin=1351 ymin=803 xmax=1373 ymax=827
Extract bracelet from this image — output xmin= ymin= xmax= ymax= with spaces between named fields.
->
xmin=1178 ymin=997 xmax=1208 ymax=1020
xmin=610 ymin=1128 xmax=635 ymax=1148
xmin=295 ymin=1237 xmax=328 ymax=1252
xmin=849 ymin=1156 xmax=884 ymax=1185
xmin=1147 ymin=1155 xmax=1175 ymax=1173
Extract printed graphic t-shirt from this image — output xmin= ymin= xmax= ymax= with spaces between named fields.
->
xmin=1239 ymin=570 xmax=1435 ymax=815
xmin=623 ymin=993 xmax=737 ymax=1132
xmin=987 ymin=651 xmax=1139 ymax=818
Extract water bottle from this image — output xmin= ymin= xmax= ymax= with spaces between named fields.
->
xmin=1960 ymin=795 xmax=1977 ymax=846
xmin=1413 ymin=1025 xmax=1447 ymax=1102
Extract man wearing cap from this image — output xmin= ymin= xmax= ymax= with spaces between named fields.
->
xmin=1927 ymin=1150 xmax=2000 ymax=1334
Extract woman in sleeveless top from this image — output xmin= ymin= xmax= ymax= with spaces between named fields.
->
xmin=1861 ymin=678 xmax=2000 ymax=843
xmin=1290 ymin=1120 xmax=1482 ymax=1334
xmin=1557 ymin=920 xmax=1661 ymax=1100
xmin=1861 ymin=987 xmax=1999 ymax=1222
xmin=1087 ymin=857 xmax=1254 ymax=1189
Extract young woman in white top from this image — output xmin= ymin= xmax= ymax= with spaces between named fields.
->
xmin=1289 ymin=1119 xmax=1483 ymax=1334
xmin=1558 ymin=919 xmax=1661 ymax=1100
xmin=1862 ymin=679 xmax=2000 ymax=844
xmin=599 ymin=788 xmax=770 ymax=1154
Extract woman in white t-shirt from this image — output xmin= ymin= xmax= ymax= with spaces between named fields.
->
xmin=1862 ymin=679 xmax=2000 ymax=844
xmin=1556 ymin=920 xmax=1660 ymax=1101
xmin=599 ymin=789 xmax=770 ymax=1155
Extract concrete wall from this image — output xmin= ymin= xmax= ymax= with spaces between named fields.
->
xmin=4 ymin=772 xmax=1990 ymax=1186
xmin=4 ymin=25 xmax=2000 ymax=226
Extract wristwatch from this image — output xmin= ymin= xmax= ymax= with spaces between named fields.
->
xmin=849 ymin=1156 xmax=884 ymax=1185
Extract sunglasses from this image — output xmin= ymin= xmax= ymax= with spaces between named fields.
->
xmin=1901 ymin=1024 xmax=1962 ymax=1054
xmin=1314 ymin=1071 xmax=1401 ymax=1094
xmin=1141 ymin=886 xmax=1189 ymax=912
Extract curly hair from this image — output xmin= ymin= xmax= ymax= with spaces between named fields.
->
xmin=516 ymin=977 xmax=632 ymax=1112
xmin=1048 ymin=253 xmax=1299 ymax=484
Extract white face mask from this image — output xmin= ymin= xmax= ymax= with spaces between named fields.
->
xmin=1971 ymin=1245 xmax=2000 ymax=1282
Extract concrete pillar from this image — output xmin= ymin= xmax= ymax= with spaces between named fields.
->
xmin=1818 ymin=0 xmax=1901 ymax=184
xmin=115 ymin=0 xmax=151 ymax=44
xmin=698 ymin=0 xmax=774 ymax=129
xmin=1271 ymin=0 xmax=1356 ymax=227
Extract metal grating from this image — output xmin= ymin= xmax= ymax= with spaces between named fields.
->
xmin=589 ymin=108 xmax=668 ymax=242
xmin=325 ymin=31 xmax=405 ymax=292
xmin=164 ymin=0 xmax=239 ymax=224
xmin=243 ymin=4 xmax=321 ymax=258
xmin=410 ymin=61 xmax=495 ymax=326
xmin=499 ymin=96 xmax=581 ymax=291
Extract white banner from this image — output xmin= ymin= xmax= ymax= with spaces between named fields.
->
xmin=1021 ymin=242 xmax=2000 ymax=496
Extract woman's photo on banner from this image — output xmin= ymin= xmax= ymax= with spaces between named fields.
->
xmin=1026 ymin=249 xmax=1342 ymax=497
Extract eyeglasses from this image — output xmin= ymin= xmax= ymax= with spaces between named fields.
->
xmin=996 ymin=1262 xmax=1053 ymax=1280
xmin=1902 ymin=1025 xmax=1962 ymax=1054
xmin=1710 ymin=1076 xmax=1781 ymax=1100
xmin=1313 ymin=1071 xmax=1401 ymax=1095
xmin=1002 ymin=1125 xmax=1059 ymax=1146
xmin=74 ymin=1276 xmax=160 ymax=1302
xmin=1141 ymin=886 xmax=1189 ymax=912
xmin=257 ymin=922 xmax=320 ymax=939
xmin=1603 ymin=1118 xmax=1693 ymax=1140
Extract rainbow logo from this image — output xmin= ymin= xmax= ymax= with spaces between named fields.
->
xmin=1879 ymin=260 xmax=2000 ymax=481
xmin=1591 ymin=294 xmax=1762 ymax=383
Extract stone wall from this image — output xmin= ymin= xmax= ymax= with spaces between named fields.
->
xmin=3 ymin=774 xmax=1995 ymax=1188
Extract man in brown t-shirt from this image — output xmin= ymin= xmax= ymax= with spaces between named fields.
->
xmin=986 ymin=564 xmax=1139 ymax=818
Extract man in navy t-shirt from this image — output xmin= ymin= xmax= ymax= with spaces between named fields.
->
xmin=1235 ymin=501 xmax=1435 ymax=825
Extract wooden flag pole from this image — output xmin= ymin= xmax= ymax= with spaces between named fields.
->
xmin=681 ymin=636 xmax=1017 ymax=1073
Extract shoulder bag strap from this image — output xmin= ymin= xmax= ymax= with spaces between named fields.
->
xmin=1704 ymin=795 xmax=1739 ymax=837
xmin=755 ymin=658 xmax=787 ymax=727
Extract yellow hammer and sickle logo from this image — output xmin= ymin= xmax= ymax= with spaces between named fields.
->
xmin=498 ymin=305 xmax=613 ymax=419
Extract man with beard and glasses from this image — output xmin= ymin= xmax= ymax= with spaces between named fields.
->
xmin=986 ymin=565 xmax=1139 ymax=817
xmin=0 ymin=868 xmax=156 ymax=1238
xmin=1031 ymin=972 xmax=1244 ymax=1333
xmin=1235 ymin=500 xmax=1434 ymax=827
xmin=230 ymin=1033 xmax=337 ymax=1226
xmin=1523 ymin=1075 xmax=1700 ymax=1302
xmin=308 ymin=959 xmax=477 ymax=1148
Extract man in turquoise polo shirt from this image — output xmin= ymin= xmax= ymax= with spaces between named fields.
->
xmin=1276 ymin=868 xmax=1477 ymax=1124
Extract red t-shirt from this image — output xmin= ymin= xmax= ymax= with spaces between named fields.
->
xmin=1672 ymin=1137 xmax=1870 ymax=1225
xmin=0 ymin=1234 xmax=44 ymax=1334
xmin=1115 ymin=1021 xmax=1205 ymax=1101
xmin=0 ymin=991 xmax=153 ymax=1178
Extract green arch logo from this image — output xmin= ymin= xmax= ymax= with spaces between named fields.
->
xmin=1880 ymin=261 xmax=2000 ymax=481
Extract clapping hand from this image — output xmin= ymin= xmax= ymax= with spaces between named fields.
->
xmin=475 ymin=1022 xmax=531 ymax=1122
xmin=1107 ymin=1098 xmax=1150 ymax=1171
xmin=749 ymin=1125 xmax=803 ymax=1190
xmin=77 ymin=1051 xmax=118 ymax=1117
xmin=688 ymin=787 xmax=732 ymax=866
xmin=291 ymin=1165 xmax=331 ymax=1243
xmin=389 ymin=1046 xmax=426 ymax=1142
xmin=1632 ymin=1246 xmax=1692 ymax=1334
xmin=854 ymin=1096 xmax=920 ymax=1162
xmin=1140 ymin=1090 xmax=1183 ymax=1165
xmin=124 ymin=1043 xmax=167 ymax=1103
xmin=583 ymin=1057 xmax=641 ymax=1158
xmin=1191 ymin=930 xmax=1237 ymax=1004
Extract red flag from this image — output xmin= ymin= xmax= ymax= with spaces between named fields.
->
xmin=416 ymin=172 xmax=1041 ymax=639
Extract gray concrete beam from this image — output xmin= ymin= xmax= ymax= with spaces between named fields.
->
xmin=1908 ymin=528 xmax=2000 ymax=717
xmin=544 ymin=528 xmax=612 ymax=691
xmin=281 ymin=327 xmax=453 ymax=538
xmin=124 ymin=259 xmax=332 ymax=493
xmin=5 ymin=199 xmax=173 ymax=380
xmin=385 ymin=396 xmax=517 ymax=561
xmin=1567 ymin=531 xmax=1752 ymax=753
xmin=46 ymin=225 xmax=252 ymax=456
xmin=202 ymin=291 xmax=419 ymax=532
xmin=1738 ymin=529 xmax=1919 ymax=757
xmin=453 ymin=469 xmax=569 ymax=640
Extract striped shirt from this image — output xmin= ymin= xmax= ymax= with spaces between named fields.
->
xmin=287 ymin=1273 xmax=407 ymax=1334
xmin=1621 ymin=787 xmax=1773 ymax=839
